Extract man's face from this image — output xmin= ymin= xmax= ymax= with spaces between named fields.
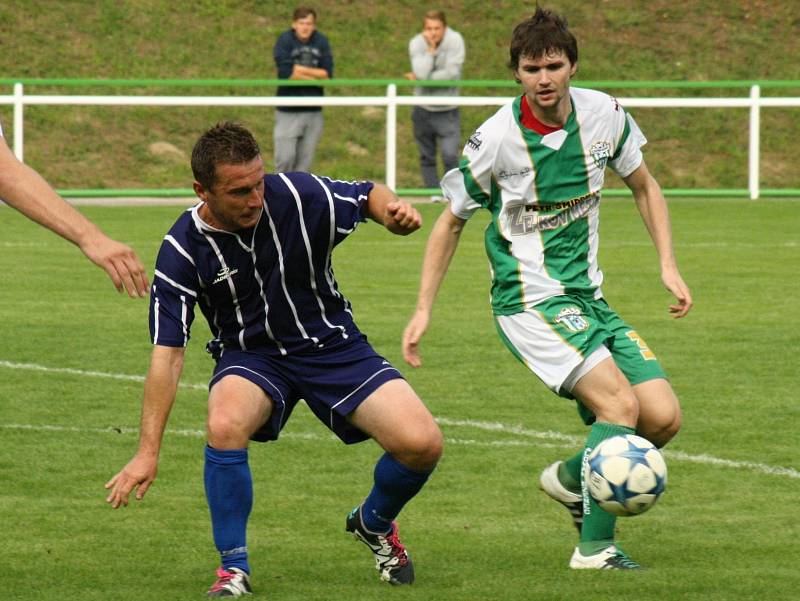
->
xmin=515 ymin=50 xmax=577 ymax=116
xmin=422 ymin=18 xmax=445 ymax=46
xmin=194 ymin=156 xmax=265 ymax=232
xmin=292 ymin=15 xmax=316 ymax=43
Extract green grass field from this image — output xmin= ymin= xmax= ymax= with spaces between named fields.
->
xmin=1 ymin=199 xmax=797 ymax=600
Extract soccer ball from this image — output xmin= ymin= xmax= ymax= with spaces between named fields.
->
xmin=585 ymin=434 xmax=667 ymax=517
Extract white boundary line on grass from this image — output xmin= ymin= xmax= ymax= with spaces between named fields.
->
xmin=2 ymin=358 xmax=798 ymax=480
xmin=0 ymin=359 xmax=207 ymax=391
xmin=0 ymin=422 xmax=568 ymax=451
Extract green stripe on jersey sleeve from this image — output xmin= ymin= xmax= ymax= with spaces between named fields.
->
xmin=459 ymin=155 xmax=490 ymax=208
xmin=611 ymin=110 xmax=632 ymax=161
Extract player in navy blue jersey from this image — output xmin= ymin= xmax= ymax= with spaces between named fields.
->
xmin=105 ymin=121 xmax=442 ymax=597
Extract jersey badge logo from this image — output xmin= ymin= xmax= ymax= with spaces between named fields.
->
xmin=213 ymin=267 xmax=239 ymax=284
xmin=590 ymin=140 xmax=612 ymax=169
xmin=467 ymin=130 xmax=483 ymax=151
xmin=554 ymin=307 xmax=590 ymax=333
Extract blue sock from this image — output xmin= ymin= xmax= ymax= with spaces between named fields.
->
xmin=204 ymin=445 xmax=252 ymax=574
xmin=360 ymin=452 xmax=433 ymax=534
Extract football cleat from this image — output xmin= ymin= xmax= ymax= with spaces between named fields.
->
xmin=569 ymin=545 xmax=642 ymax=570
xmin=206 ymin=567 xmax=252 ymax=597
xmin=539 ymin=461 xmax=584 ymax=533
xmin=346 ymin=505 xmax=415 ymax=585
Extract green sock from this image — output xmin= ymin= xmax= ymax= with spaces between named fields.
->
xmin=579 ymin=421 xmax=636 ymax=556
xmin=558 ymin=452 xmax=583 ymax=493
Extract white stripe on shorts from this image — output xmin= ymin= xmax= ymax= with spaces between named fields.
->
xmin=495 ymin=309 xmax=610 ymax=395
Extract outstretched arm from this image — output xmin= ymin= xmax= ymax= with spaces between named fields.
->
xmin=402 ymin=206 xmax=467 ymax=367
xmin=364 ymin=183 xmax=422 ymax=235
xmin=0 ymin=136 xmax=149 ymax=297
xmin=104 ymin=345 xmax=185 ymax=508
xmin=623 ymin=161 xmax=693 ymax=318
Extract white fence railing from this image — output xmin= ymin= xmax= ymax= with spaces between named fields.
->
xmin=3 ymin=83 xmax=800 ymax=199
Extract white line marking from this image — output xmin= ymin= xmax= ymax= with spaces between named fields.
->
xmin=0 ymin=360 xmax=207 ymax=391
xmin=436 ymin=417 xmax=581 ymax=444
xmin=2 ymin=359 xmax=797 ymax=479
xmin=436 ymin=418 xmax=800 ymax=479
xmin=0 ymin=423 xmax=575 ymax=452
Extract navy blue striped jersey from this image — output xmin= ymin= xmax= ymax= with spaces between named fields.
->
xmin=149 ymin=172 xmax=374 ymax=356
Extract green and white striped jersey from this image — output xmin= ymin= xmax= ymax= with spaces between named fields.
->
xmin=441 ymin=87 xmax=646 ymax=316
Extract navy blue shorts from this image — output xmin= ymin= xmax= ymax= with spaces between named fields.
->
xmin=209 ymin=336 xmax=403 ymax=444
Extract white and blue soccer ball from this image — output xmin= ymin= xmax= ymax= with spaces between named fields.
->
xmin=585 ymin=434 xmax=667 ymax=517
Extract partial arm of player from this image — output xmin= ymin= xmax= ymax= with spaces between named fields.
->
xmin=364 ymin=184 xmax=422 ymax=235
xmin=623 ymin=161 xmax=693 ymax=318
xmin=104 ymin=345 xmax=186 ymax=508
xmin=402 ymin=206 xmax=466 ymax=367
xmin=0 ymin=137 xmax=149 ymax=297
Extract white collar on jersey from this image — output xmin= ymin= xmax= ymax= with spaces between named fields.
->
xmin=190 ymin=203 xmax=262 ymax=253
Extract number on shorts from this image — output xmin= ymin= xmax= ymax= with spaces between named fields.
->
xmin=625 ymin=330 xmax=656 ymax=360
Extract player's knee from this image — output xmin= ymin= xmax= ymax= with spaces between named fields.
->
xmin=422 ymin=425 xmax=445 ymax=466
xmin=650 ymin=409 xmax=682 ymax=447
xmin=638 ymin=405 xmax=682 ymax=447
xmin=207 ymin=410 xmax=251 ymax=449
xmin=592 ymin=384 xmax=639 ymax=426
xmin=394 ymin=422 xmax=443 ymax=471
xmin=573 ymin=361 xmax=639 ymax=426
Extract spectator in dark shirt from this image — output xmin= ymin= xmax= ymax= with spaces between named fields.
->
xmin=272 ymin=6 xmax=333 ymax=172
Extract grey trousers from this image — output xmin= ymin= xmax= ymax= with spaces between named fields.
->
xmin=273 ymin=110 xmax=324 ymax=172
xmin=411 ymin=106 xmax=461 ymax=188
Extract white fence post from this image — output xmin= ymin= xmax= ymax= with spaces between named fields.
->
xmin=13 ymin=82 xmax=24 ymax=161
xmin=385 ymin=83 xmax=397 ymax=190
xmin=749 ymin=85 xmax=760 ymax=200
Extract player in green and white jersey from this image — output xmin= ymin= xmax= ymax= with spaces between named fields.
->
xmin=402 ymin=7 xmax=693 ymax=570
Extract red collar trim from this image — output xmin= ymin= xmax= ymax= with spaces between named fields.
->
xmin=520 ymin=95 xmax=563 ymax=135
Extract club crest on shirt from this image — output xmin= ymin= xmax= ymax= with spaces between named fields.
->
xmin=554 ymin=307 xmax=590 ymax=333
xmin=590 ymin=140 xmax=612 ymax=169
xmin=213 ymin=266 xmax=239 ymax=284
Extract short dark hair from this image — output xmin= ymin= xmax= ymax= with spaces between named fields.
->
xmin=191 ymin=122 xmax=261 ymax=190
xmin=293 ymin=6 xmax=316 ymax=21
xmin=508 ymin=6 xmax=578 ymax=71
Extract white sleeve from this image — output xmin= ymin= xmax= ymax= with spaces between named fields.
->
xmin=609 ymin=111 xmax=647 ymax=178
xmin=440 ymin=127 xmax=494 ymax=221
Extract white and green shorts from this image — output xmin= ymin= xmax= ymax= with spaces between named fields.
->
xmin=494 ymin=295 xmax=666 ymax=402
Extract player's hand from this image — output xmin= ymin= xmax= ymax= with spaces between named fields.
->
xmin=80 ymin=232 xmax=149 ymax=298
xmin=384 ymin=200 xmax=422 ymax=235
xmin=404 ymin=72 xmax=417 ymax=81
xmin=402 ymin=309 xmax=430 ymax=367
xmin=104 ymin=454 xmax=158 ymax=508
xmin=661 ymin=267 xmax=693 ymax=318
